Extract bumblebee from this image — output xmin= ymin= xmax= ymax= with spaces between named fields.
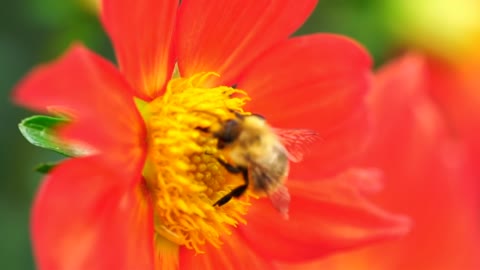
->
xmin=198 ymin=112 xmax=318 ymax=218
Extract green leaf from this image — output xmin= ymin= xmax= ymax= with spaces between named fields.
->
xmin=18 ymin=115 xmax=91 ymax=157
xmin=35 ymin=162 xmax=60 ymax=174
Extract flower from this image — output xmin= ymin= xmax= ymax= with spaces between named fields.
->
xmin=283 ymin=54 xmax=480 ymax=270
xmin=14 ymin=0 xmax=410 ymax=269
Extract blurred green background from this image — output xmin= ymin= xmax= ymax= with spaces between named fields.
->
xmin=0 ymin=0 xmax=466 ymax=269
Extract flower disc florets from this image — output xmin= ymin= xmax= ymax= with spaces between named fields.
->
xmin=141 ymin=72 xmax=251 ymax=252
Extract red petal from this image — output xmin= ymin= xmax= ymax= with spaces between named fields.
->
xmin=179 ymin=232 xmax=273 ymax=270
xmin=425 ymin=59 xmax=480 ymax=172
xmin=280 ymin=54 xmax=480 ymax=270
xmin=237 ymin=34 xmax=372 ymax=178
xmin=239 ymin=170 xmax=411 ymax=263
xmin=13 ymin=45 xmax=146 ymax=181
xmin=333 ymin=54 xmax=480 ymax=270
xmin=32 ymin=157 xmax=154 ymax=270
xmin=102 ymin=0 xmax=177 ymax=99
xmin=176 ymin=0 xmax=317 ymax=86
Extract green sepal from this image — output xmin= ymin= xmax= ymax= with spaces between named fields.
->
xmin=18 ymin=115 xmax=89 ymax=157
xmin=35 ymin=162 xmax=61 ymax=174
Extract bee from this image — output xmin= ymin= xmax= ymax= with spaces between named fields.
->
xmin=197 ymin=111 xmax=319 ymax=219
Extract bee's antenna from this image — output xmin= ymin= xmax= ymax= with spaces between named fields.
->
xmin=227 ymin=108 xmax=246 ymax=120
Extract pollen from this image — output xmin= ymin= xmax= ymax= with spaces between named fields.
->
xmin=141 ymin=72 xmax=251 ymax=252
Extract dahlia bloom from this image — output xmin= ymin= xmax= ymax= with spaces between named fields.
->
xmin=15 ymin=0 xmax=410 ymax=269
xmin=285 ymin=54 xmax=480 ymax=270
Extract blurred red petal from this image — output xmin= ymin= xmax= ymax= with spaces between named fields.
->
xmin=179 ymin=232 xmax=274 ymax=270
xmin=294 ymin=54 xmax=480 ymax=270
xmin=365 ymin=54 xmax=448 ymax=170
xmin=360 ymin=54 xmax=480 ymax=270
xmin=426 ymin=59 xmax=480 ymax=174
xmin=176 ymin=0 xmax=317 ymax=86
xmin=13 ymin=45 xmax=146 ymax=181
xmin=32 ymin=157 xmax=154 ymax=270
xmin=239 ymin=169 xmax=410 ymax=263
xmin=102 ymin=0 xmax=177 ymax=99
xmin=238 ymin=34 xmax=372 ymax=178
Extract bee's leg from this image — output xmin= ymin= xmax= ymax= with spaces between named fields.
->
xmin=213 ymin=194 xmax=232 ymax=206
xmin=214 ymin=158 xmax=249 ymax=206
xmin=214 ymin=183 xmax=248 ymax=206
xmin=229 ymin=182 xmax=248 ymax=198
xmin=216 ymin=158 xmax=243 ymax=174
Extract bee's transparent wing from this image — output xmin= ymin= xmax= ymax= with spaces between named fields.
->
xmin=249 ymin=163 xmax=290 ymax=219
xmin=273 ymin=128 xmax=321 ymax=163
xmin=268 ymin=185 xmax=291 ymax=220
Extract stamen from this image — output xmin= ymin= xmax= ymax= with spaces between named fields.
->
xmin=141 ymin=72 xmax=251 ymax=252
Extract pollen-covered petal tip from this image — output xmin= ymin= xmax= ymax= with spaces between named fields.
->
xmin=179 ymin=232 xmax=274 ymax=270
xmin=176 ymin=0 xmax=318 ymax=87
xmin=31 ymin=157 xmax=155 ymax=270
xmin=238 ymin=34 xmax=373 ymax=178
xmin=102 ymin=0 xmax=177 ymax=99
xmin=239 ymin=171 xmax=411 ymax=263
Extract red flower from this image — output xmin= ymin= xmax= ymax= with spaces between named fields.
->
xmin=14 ymin=1 xmax=410 ymax=269
xmin=283 ymin=55 xmax=480 ymax=270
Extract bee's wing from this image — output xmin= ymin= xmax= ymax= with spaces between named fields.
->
xmin=249 ymin=163 xmax=290 ymax=219
xmin=268 ymin=185 xmax=291 ymax=220
xmin=273 ymin=128 xmax=321 ymax=163
xmin=249 ymin=163 xmax=279 ymax=191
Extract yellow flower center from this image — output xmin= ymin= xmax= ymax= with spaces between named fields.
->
xmin=141 ymin=72 xmax=251 ymax=252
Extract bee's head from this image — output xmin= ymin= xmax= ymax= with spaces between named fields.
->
xmin=193 ymin=110 xmax=263 ymax=149
xmin=215 ymin=118 xmax=242 ymax=149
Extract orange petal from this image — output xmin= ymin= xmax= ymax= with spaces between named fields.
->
xmin=176 ymin=0 xmax=318 ymax=86
xmin=102 ymin=0 xmax=177 ymax=99
xmin=179 ymin=232 xmax=274 ymax=270
xmin=13 ymin=44 xmax=146 ymax=181
xmin=32 ymin=157 xmax=154 ymax=270
xmin=238 ymin=34 xmax=372 ymax=178
xmin=239 ymin=169 xmax=411 ymax=263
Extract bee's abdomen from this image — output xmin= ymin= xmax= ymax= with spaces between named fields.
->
xmin=251 ymin=146 xmax=289 ymax=193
